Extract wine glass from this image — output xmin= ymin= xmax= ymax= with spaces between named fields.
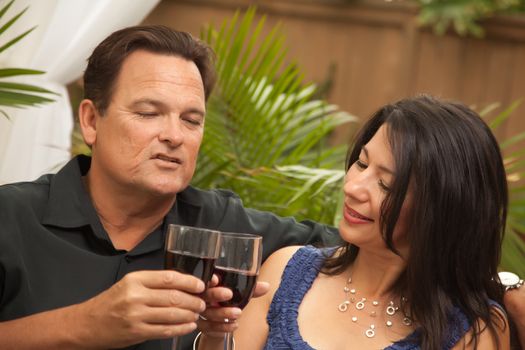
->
xmin=164 ymin=224 xmax=222 ymax=350
xmin=214 ymin=232 xmax=262 ymax=350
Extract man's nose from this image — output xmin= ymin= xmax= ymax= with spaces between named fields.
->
xmin=159 ymin=116 xmax=184 ymax=146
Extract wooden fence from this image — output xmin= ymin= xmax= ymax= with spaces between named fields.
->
xmin=144 ymin=0 xmax=525 ymax=145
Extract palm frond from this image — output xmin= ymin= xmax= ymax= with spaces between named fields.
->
xmin=484 ymin=100 xmax=525 ymax=275
xmin=0 ymin=4 xmax=34 ymax=54
xmin=194 ymin=7 xmax=357 ymax=220
xmin=226 ymin=165 xmax=345 ymax=224
xmin=0 ymin=1 xmax=56 ymax=117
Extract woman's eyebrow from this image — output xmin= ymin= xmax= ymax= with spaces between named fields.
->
xmin=362 ymin=146 xmax=395 ymax=175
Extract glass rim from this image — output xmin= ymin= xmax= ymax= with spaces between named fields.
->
xmin=220 ymin=232 xmax=262 ymax=240
xmin=167 ymin=224 xmax=221 ymax=234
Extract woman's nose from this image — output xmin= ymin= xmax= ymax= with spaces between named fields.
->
xmin=343 ymin=170 xmax=370 ymax=202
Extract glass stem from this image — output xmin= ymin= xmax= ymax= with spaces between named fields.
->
xmin=171 ymin=336 xmax=179 ymax=350
xmin=224 ymin=332 xmax=234 ymax=350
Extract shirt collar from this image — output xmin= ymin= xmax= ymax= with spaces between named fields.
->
xmin=42 ymin=155 xmax=95 ymax=228
xmin=41 ymin=155 xmax=206 ymax=254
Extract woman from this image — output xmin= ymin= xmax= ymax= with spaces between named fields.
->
xmin=198 ymin=95 xmax=511 ymax=349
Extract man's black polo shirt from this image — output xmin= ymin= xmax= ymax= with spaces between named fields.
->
xmin=0 ymin=155 xmax=338 ymax=349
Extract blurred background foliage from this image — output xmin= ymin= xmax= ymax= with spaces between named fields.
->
xmin=194 ymin=7 xmax=525 ymax=275
xmin=481 ymin=101 xmax=525 ymax=276
xmin=194 ymin=7 xmax=356 ymax=224
xmin=71 ymin=6 xmax=524 ymax=275
xmin=415 ymin=0 xmax=525 ymax=37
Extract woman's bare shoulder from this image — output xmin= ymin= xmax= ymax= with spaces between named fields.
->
xmin=266 ymin=245 xmax=303 ymax=264
xmin=260 ymin=246 xmax=303 ymax=282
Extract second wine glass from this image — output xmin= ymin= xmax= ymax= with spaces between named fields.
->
xmin=214 ymin=232 xmax=262 ymax=350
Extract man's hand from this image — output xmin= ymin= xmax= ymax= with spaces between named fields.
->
xmin=0 ymin=270 xmax=206 ymax=349
xmin=73 ymin=270 xmax=206 ymax=349
xmin=504 ymin=285 xmax=525 ymax=349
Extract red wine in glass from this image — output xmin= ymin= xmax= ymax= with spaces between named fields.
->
xmin=215 ymin=266 xmax=257 ymax=309
xmin=215 ymin=232 xmax=262 ymax=350
xmin=165 ymin=251 xmax=215 ymax=285
xmin=164 ymin=225 xmax=221 ymax=350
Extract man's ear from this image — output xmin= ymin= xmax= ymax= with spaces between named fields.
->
xmin=78 ymin=99 xmax=99 ymax=146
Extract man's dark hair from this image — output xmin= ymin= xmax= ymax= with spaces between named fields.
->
xmin=324 ymin=95 xmax=508 ymax=349
xmin=83 ymin=25 xmax=216 ymax=114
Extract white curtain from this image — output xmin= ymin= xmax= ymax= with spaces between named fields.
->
xmin=0 ymin=0 xmax=160 ymax=184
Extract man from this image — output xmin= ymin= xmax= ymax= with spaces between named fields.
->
xmin=504 ymin=279 xmax=525 ymax=349
xmin=0 ymin=26 xmax=337 ymax=349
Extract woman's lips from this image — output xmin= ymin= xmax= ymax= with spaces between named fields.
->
xmin=343 ymin=204 xmax=374 ymax=224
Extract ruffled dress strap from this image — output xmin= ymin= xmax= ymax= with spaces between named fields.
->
xmin=264 ymin=245 xmax=332 ymax=350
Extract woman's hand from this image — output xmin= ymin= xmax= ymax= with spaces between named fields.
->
xmin=198 ymin=275 xmax=239 ymax=338
xmin=196 ymin=276 xmax=270 ymax=348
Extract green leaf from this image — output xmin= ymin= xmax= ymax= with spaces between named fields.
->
xmin=0 ymin=81 xmax=58 ymax=95
xmin=0 ymin=108 xmax=10 ymax=120
xmin=478 ymin=102 xmax=499 ymax=118
xmin=0 ymin=90 xmax=54 ymax=107
xmin=0 ymin=25 xmax=35 ymax=54
xmin=500 ymin=131 xmax=525 ymax=150
xmin=0 ymin=5 xmax=28 ymax=36
xmin=0 ymin=68 xmax=45 ymax=77
xmin=488 ymin=99 xmax=522 ymax=130
xmin=0 ymin=0 xmax=14 ymax=21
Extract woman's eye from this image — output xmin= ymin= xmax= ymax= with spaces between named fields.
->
xmin=355 ymin=159 xmax=367 ymax=169
xmin=378 ymin=180 xmax=391 ymax=192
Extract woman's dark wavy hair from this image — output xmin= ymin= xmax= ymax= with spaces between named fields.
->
xmin=324 ymin=95 xmax=508 ymax=349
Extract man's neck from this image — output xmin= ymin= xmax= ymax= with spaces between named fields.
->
xmin=82 ymin=174 xmax=176 ymax=251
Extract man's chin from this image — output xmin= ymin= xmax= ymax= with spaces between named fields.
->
xmin=147 ymin=182 xmax=188 ymax=197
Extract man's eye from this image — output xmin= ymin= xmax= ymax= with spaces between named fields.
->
xmin=355 ymin=160 xmax=367 ymax=169
xmin=136 ymin=112 xmax=158 ymax=118
xmin=183 ymin=117 xmax=202 ymax=126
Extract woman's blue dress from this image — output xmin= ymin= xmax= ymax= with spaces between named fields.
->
xmin=264 ymin=245 xmax=481 ymax=350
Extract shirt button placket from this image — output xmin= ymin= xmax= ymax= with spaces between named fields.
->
xmin=116 ymin=254 xmax=131 ymax=281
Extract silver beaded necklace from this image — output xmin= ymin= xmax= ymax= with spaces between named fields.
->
xmin=337 ymin=276 xmax=413 ymax=338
